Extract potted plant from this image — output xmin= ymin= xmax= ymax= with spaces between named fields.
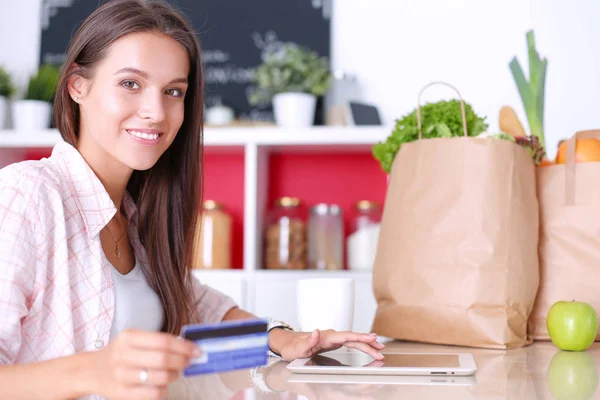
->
xmin=12 ymin=64 xmax=60 ymax=131
xmin=0 ymin=66 xmax=15 ymax=129
xmin=249 ymin=43 xmax=332 ymax=128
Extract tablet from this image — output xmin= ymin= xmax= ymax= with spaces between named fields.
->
xmin=286 ymin=351 xmax=477 ymax=376
xmin=286 ymin=373 xmax=478 ymax=387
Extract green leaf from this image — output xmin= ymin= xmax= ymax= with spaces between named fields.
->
xmin=534 ymin=58 xmax=548 ymax=148
xmin=25 ymin=64 xmax=60 ymax=102
xmin=0 ymin=66 xmax=15 ymax=98
xmin=435 ymin=123 xmax=452 ymax=137
xmin=509 ymin=57 xmax=534 ymax=113
xmin=527 ymin=30 xmax=542 ymax=92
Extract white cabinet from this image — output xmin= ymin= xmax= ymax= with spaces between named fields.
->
xmin=203 ymin=270 xmax=378 ymax=333
xmin=192 ymin=270 xmax=246 ymax=309
xmin=353 ymin=277 xmax=379 ymax=333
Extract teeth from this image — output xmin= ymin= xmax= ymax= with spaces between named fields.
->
xmin=128 ymin=130 xmax=159 ymax=140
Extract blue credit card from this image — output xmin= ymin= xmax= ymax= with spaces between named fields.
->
xmin=181 ymin=318 xmax=269 ymax=376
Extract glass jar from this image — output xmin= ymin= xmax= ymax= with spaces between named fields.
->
xmin=264 ymin=197 xmax=307 ymax=269
xmin=192 ymin=200 xmax=232 ymax=269
xmin=308 ymin=203 xmax=344 ymax=270
xmin=347 ymin=200 xmax=382 ymax=271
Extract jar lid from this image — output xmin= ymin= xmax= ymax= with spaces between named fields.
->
xmin=275 ymin=197 xmax=301 ymax=207
xmin=203 ymin=200 xmax=223 ymax=210
xmin=310 ymin=203 xmax=342 ymax=216
xmin=354 ymin=200 xmax=381 ymax=210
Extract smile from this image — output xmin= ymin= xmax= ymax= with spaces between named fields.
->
xmin=126 ymin=129 xmax=163 ymax=145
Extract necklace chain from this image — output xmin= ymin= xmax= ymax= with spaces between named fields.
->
xmin=106 ymin=215 xmax=128 ymax=258
xmin=94 ymin=214 xmax=127 ymax=349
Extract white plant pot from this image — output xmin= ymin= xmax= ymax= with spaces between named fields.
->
xmin=12 ymin=100 xmax=52 ymax=131
xmin=272 ymin=92 xmax=316 ymax=128
xmin=0 ymin=96 xmax=8 ymax=129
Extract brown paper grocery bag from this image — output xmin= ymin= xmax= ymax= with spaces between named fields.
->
xmin=529 ymin=129 xmax=600 ymax=340
xmin=371 ymin=82 xmax=540 ymax=349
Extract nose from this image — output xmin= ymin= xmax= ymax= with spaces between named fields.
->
xmin=138 ymin=91 xmax=166 ymax=123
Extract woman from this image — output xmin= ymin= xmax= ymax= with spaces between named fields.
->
xmin=0 ymin=1 xmax=384 ymax=399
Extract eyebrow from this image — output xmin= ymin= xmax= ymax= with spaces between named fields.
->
xmin=114 ymin=67 xmax=188 ymax=85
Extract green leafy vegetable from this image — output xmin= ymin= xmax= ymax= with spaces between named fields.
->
xmin=483 ymin=132 xmax=545 ymax=165
xmin=493 ymin=133 xmax=516 ymax=141
xmin=372 ymin=100 xmax=488 ymax=173
xmin=514 ymin=136 xmax=545 ymax=166
xmin=509 ymin=30 xmax=547 ymax=149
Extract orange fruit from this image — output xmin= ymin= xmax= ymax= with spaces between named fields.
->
xmin=538 ymin=158 xmax=555 ymax=167
xmin=555 ymin=138 xmax=600 ymax=164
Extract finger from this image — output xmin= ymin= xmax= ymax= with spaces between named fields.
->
xmin=301 ymin=330 xmax=322 ymax=356
xmin=371 ymin=341 xmax=386 ymax=350
xmin=367 ymin=333 xmax=386 ymax=349
xmin=120 ymin=329 xmax=199 ymax=357
xmin=118 ymin=368 xmax=180 ymax=387
xmin=343 ymin=341 xmax=384 ymax=360
xmin=361 ymin=338 xmax=385 ymax=350
xmin=365 ymin=360 xmax=385 ymax=368
xmin=118 ymin=349 xmax=192 ymax=371
xmin=321 ymin=331 xmax=379 ymax=346
xmin=308 ymin=329 xmax=320 ymax=347
xmin=292 ymin=330 xmax=322 ymax=358
xmin=123 ymin=385 xmax=169 ymax=400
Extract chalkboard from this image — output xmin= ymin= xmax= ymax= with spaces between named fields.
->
xmin=40 ymin=0 xmax=331 ymax=123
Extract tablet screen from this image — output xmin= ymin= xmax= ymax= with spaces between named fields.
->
xmin=305 ymin=353 xmax=460 ymax=368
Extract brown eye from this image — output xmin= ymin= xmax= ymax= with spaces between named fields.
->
xmin=166 ymin=88 xmax=184 ymax=97
xmin=121 ymin=80 xmax=140 ymax=90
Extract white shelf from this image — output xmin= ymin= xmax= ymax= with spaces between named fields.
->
xmin=192 ymin=269 xmax=372 ymax=279
xmin=253 ymin=269 xmax=373 ymax=281
xmin=0 ymin=126 xmax=391 ymax=150
xmin=0 ymin=130 xmax=62 ymax=148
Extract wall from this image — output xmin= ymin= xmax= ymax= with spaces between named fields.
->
xmin=1 ymin=0 xmax=599 ymax=157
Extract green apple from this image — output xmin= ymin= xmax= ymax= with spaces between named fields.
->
xmin=547 ymin=351 xmax=599 ymax=400
xmin=546 ymin=300 xmax=599 ymax=351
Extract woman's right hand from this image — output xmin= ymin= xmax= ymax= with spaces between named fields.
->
xmin=87 ymin=329 xmax=200 ymax=400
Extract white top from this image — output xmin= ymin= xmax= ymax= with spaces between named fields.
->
xmin=109 ymin=257 xmax=164 ymax=340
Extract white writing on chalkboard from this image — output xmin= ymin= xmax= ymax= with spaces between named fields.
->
xmin=42 ymin=0 xmax=76 ymax=30
xmin=239 ymin=109 xmax=274 ymax=122
xmin=43 ymin=53 xmax=68 ymax=65
xmin=203 ymin=50 xmax=231 ymax=64
xmin=205 ymin=66 xmax=256 ymax=85
xmin=252 ymin=31 xmax=286 ymax=62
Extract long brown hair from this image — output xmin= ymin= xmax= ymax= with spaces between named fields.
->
xmin=53 ymin=0 xmax=203 ymax=334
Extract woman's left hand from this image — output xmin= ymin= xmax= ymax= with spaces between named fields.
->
xmin=275 ymin=329 xmax=385 ymax=361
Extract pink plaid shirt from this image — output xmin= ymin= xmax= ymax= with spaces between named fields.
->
xmin=0 ymin=141 xmax=237 ymax=364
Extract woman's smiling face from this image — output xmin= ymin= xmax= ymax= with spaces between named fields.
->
xmin=72 ymin=31 xmax=190 ymax=171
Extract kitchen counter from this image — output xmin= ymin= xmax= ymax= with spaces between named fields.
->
xmin=168 ymin=339 xmax=600 ymax=400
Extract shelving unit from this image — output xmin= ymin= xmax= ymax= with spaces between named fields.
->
xmin=0 ymin=126 xmax=388 ymax=149
xmin=0 ymin=126 xmax=391 ymax=332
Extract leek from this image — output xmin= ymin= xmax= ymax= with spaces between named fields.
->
xmin=509 ymin=30 xmax=547 ymax=149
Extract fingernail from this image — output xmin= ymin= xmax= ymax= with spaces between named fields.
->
xmin=311 ymin=330 xmax=317 ymax=338
xmin=377 ymin=352 xmax=384 ymax=359
xmin=369 ymin=333 xmax=377 ymax=337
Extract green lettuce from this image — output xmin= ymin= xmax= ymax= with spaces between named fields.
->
xmin=373 ymin=100 xmax=488 ymax=173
